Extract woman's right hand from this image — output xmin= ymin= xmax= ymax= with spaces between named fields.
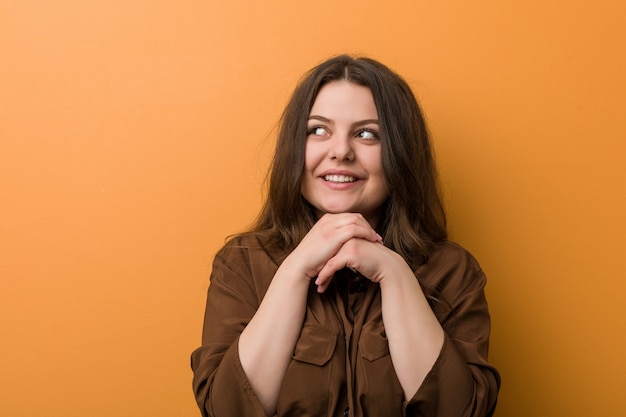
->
xmin=283 ymin=212 xmax=383 ymax=281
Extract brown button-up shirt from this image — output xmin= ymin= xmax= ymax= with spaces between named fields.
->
xmin=191 ymin=235 xmax=500 ymax=416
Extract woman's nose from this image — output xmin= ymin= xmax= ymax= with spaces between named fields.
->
xmin=329 ymin=133 xmax=355 ymax=161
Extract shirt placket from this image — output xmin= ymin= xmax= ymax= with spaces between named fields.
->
xmin=332 ymin=269 xmax=379 ymax=417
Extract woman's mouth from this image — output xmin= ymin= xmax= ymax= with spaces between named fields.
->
xmin=324 ymin=175 xmax=357 ymax=183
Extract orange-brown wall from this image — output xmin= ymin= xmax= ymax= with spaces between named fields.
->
xmin=1 ymin=1 xmax=625 ymax=416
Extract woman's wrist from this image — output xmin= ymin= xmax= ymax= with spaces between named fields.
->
xmin=277 ymin=255 xmax=316 ymax=284
xmin=377 ymin=252 xmax=417 ymax=291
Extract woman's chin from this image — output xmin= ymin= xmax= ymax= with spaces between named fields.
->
xmin=319 ymin=206 xmax=359 ymax=215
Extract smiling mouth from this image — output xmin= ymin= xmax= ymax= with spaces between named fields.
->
xmin=324 ymin=174 xmax=357 ymax=183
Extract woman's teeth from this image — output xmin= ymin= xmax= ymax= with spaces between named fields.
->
xmin=324 ymin=175 xmax=356 ymax=183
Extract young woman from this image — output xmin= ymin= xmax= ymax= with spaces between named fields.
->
xmin=191 ymin=55 xmax=500 ymax=417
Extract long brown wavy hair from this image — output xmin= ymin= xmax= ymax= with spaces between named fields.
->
xmin=248 ymin=55 xmax=447 ymax=269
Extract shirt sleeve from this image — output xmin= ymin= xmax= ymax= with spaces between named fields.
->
xmin=190 ymin=246 xmax=270 ymax=417
xmin=403 ymin=250 xmax=501 ymax=417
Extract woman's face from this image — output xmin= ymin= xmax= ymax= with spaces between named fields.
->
xmin=301 ymin=81 xmax=389 ymax=227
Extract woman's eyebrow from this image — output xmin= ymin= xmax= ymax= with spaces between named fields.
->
xmin=307 ymin=115 xmax=379 ymax=126
xmin=352 ymin=119 xmax=379 ymax=126
xmin=307 ymin=115 xmax=331 ymax=123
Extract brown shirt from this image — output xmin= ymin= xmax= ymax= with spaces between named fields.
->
xmin=191 ymin=235 xmax=500 ymax=416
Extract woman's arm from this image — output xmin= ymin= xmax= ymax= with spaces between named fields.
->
xmin=238 ymin=213 xmax=382 ymax=416
xmin=377 ymin=251 xmax=445 ymax=399
xmin=315 ymin=240 xmax=500 ymax=416
xmin=316 ymin=239 xmax=443 ymax=398
xmin=237 ymin=257 xmax=311 ymax=416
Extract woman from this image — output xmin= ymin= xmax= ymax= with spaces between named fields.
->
xmin=191 ymin=55 xmax=501 ymax=417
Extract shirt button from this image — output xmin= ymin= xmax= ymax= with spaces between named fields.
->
xmin=350 ymin=281 xmax=367 ymax=293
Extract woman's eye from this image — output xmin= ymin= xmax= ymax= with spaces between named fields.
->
xmin=357 ymin=129 xmax=379 ymax=140
xmin=308 ymin=126 xmax=328 ymax=137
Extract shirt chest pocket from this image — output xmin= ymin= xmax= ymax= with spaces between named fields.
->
xmin=292 ymin=325 xmax=337 ymax=366
xmin=359 ymin=322 xmax=390 ymax=361
xmin=278 ymin=326 xmax=340 ymax=415
xmin=356 ymin=322 xmax=405 ymax=412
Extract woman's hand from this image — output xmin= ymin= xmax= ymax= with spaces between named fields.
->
xmin=314 ymin=237 xmax=409 ymax=293
xmin=284 ymin=213 xmax=382 ymax=281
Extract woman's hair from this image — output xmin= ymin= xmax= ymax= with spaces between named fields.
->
xmin=248 ymin=54 xmax=447 ymax=269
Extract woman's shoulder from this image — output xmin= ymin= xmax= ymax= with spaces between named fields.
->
xmin=426 ymin=240 xmax=482 ymax=271
xmin=416 ymin=240 xmax=486 ymax=295
xmin=215 ymin=232 xmax=287 ymax=267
